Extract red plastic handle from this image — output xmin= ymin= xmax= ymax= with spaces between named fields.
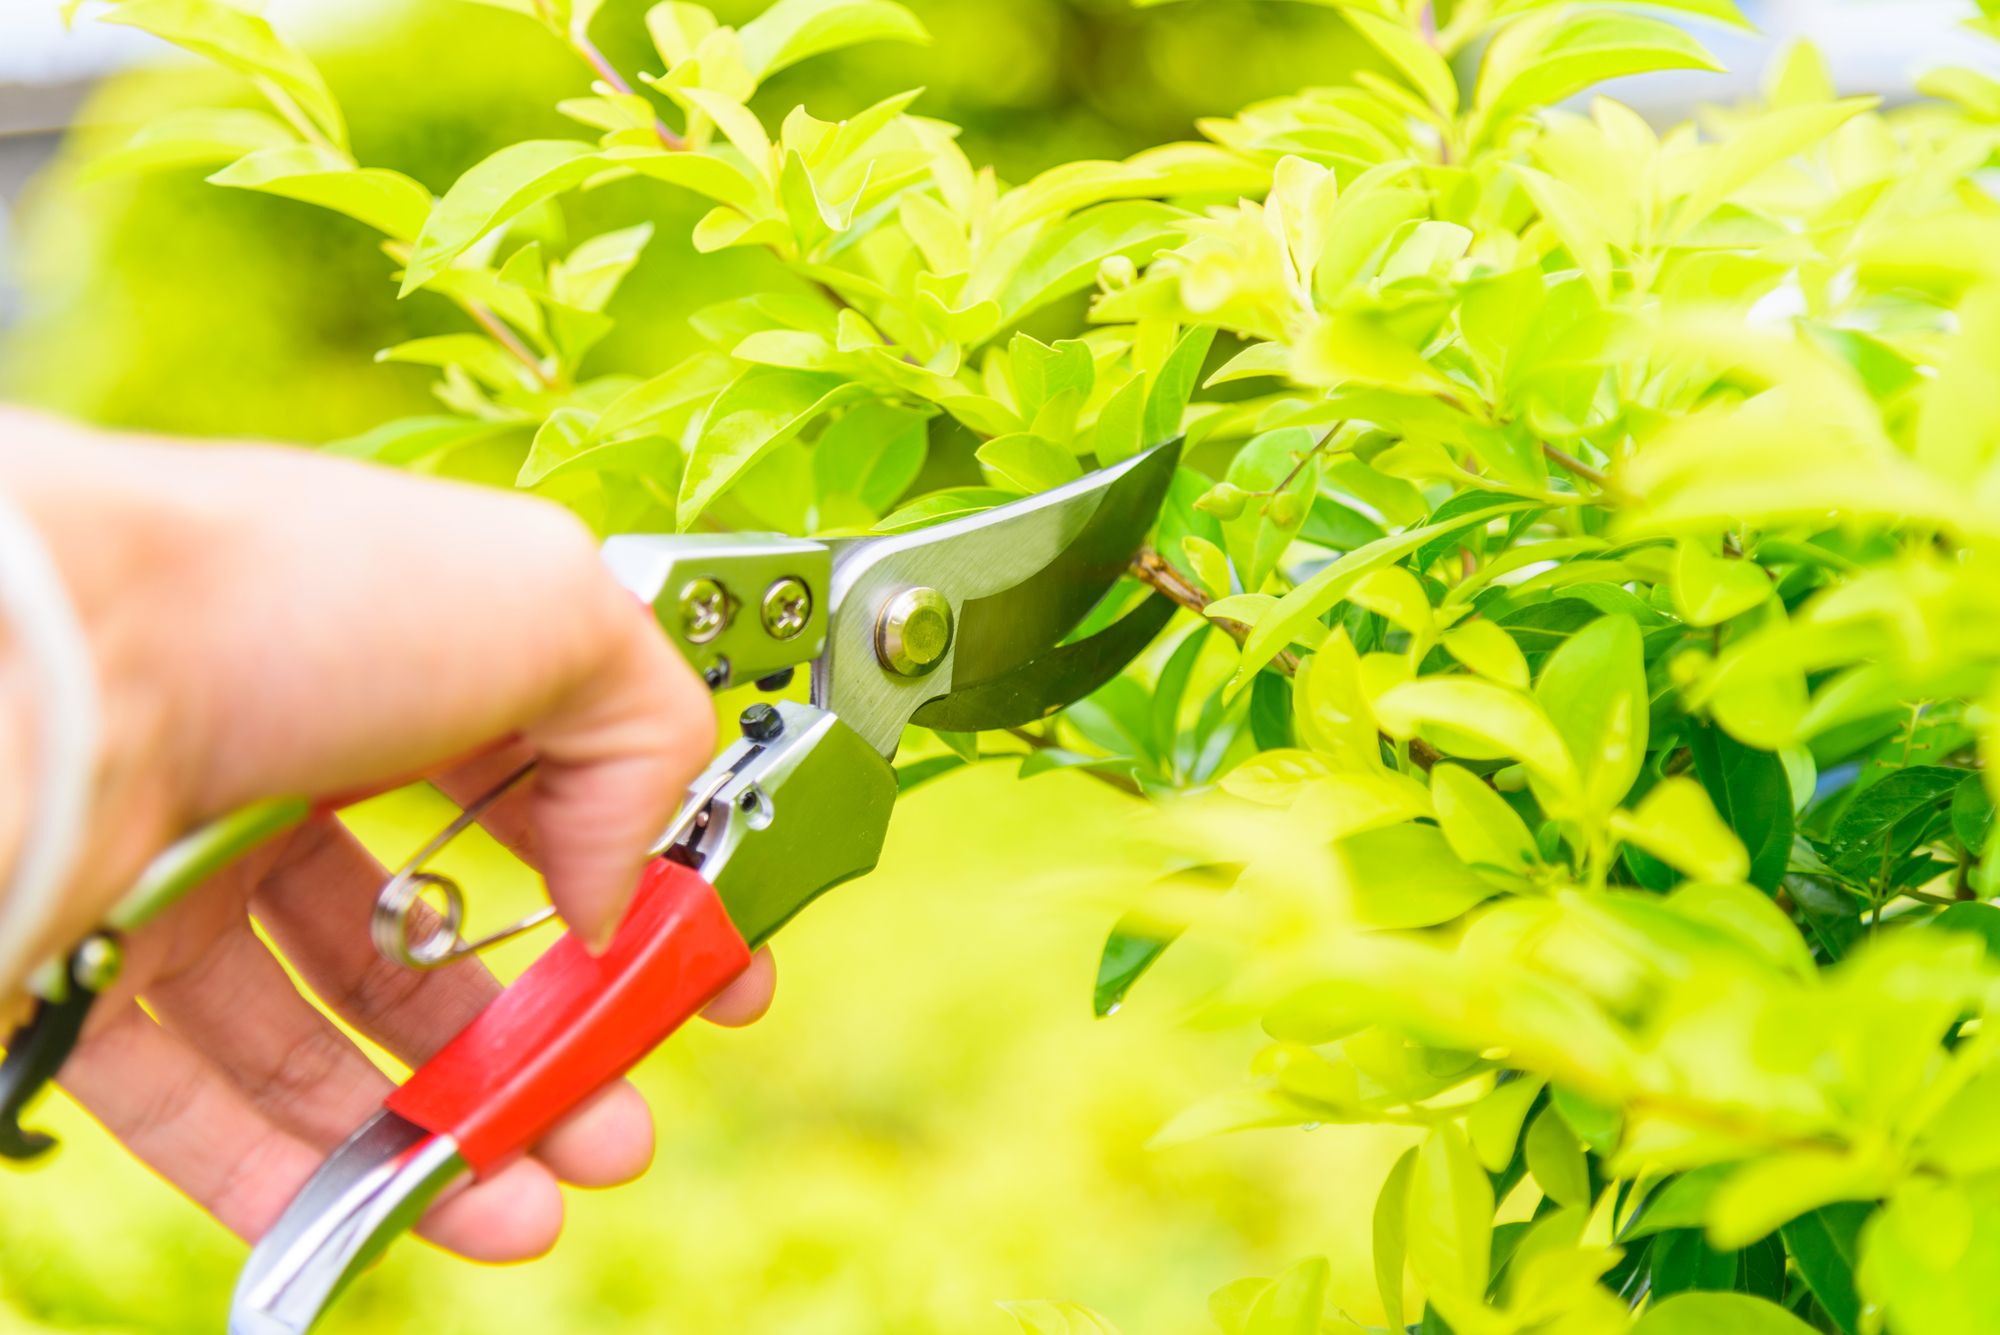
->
xmin=386 ymin=858 xmax=751 ymax=1176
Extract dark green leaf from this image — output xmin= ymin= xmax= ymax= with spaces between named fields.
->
xmin=1780 ymin=1203 xmax=1869 ymax=1335
xmin=895 ymin=754 xmax=969 ymax=791
xmin=1249 ymin=671 xmax=1294 ymax=751
xmin=1690 ymin=724 xmax=1794 ymax=892
xmin=1822 ymin=766 xmax=1964 ymax=882
xmin=1095 ymin=922 xmax=1178 ymax=1018
xmin=1143 ymin=326 xmax=1217 ymax=448
xmin=1953 ymin=773 xmax=1995 ymax=852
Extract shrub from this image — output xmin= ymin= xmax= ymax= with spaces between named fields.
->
xmin=64 ymin=0 xmax=2000 ymax=1330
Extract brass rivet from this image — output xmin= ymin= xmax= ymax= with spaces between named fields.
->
xmin=874 ymin=587 xmax=953 ymax=677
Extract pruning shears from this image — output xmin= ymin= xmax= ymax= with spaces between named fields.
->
xmin=47 ymin=440 xmax=1168 ymax=1333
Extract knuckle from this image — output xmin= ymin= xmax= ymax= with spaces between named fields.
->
xmin=244 ymin=1025 xmax=351 ymax=1124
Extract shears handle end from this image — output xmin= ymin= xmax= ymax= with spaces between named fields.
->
xmin=232 ymin=859 xmax=749 ymax=1335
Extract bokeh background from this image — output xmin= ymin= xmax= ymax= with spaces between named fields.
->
xmin=0 ymin=1 xmax=1983 ymax=1331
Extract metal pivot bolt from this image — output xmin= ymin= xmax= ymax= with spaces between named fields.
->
xmin=679 ymin=578 xmax=731 ymax=644
xmin=874 ymin=586 xmax=953 ymax=678
xmin=760 ymin=577 xmax=812 ymax=641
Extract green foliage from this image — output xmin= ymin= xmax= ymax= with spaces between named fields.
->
xmin=55 ymin=0 xmax=2000 ymax=1329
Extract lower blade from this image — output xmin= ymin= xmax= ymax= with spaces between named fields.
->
xmin=910 ymin=590 xmax=1177 ymax=733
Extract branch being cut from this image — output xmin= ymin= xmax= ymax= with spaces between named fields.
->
xmin=1129 ymin=546 xmax=1444 ymax=772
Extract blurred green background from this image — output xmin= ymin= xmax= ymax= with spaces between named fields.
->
xmin=0 ymin=3 xmax=1409 ymax=1331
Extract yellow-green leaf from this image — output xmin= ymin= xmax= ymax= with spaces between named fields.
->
xmin=1611 ymin=777 xmax=1750 ymax=883
xmin=210 ymin=146 xmax=432 ymax=241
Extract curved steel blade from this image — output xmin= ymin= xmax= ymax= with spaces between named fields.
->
xmin=812 ymin=440 xmax=1181 ymax=756
xmin=911 ymin=590 xmax=1176 ymax=733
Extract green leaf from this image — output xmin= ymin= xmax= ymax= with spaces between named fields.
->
xmin=1373 ymin=1146 xmax=1418 ymax=1331
xmin=1233 ymin=503 xmax=1536 ymax=683
xmin=551 ymin=223 xmax=654 ymax=313
xmin=1610 ymin=777 xmax=1750 ymax=884
xmin=210 ymin=146 xmax=433 ymax=241
xmin=1672 ymin=540 xmax=1771 ymax=628
xmin=376 ymin=334 xmax=535 ymax=392
xmin=814 ymin=400 xmax=930 ymax=519
xmin=1524 ymin=1105 xmax=1591 ymax=1209
xmin=1822 ymin=766 xmax=1964 ymax=883
xmin=1629 ymin=1294 xmax=1818 ymax=1335
xmin=997 ymin=1300 xmax=1121 ymax=1335
xmin=1373 ymin=678 xmax=1576 ymax=793
xmin=736 ymin=0 xmax=929 ymax=82
xmin=1432 ymin=764 xmax=1536 ymax=876
xmin=1688 ymin=725 xmax=1793 ymax=892
xmin=1239 ymin=1257 xmax=1330 ymax=1335
xmin=1673 ymin=99 xmax=1878 ymax=239
xmin=1091 ymin=373 xmax=1150 ymax=466
xmin=1475 ymin=11 xmax=1721 ymax=132
xmin=101 ymin=0 xmax=347 ymax=150
xmin=977 ymin=433 xmax=1084 ymax=494
xmin=1143 ymin=325 xmax=1217 ymax=448
xmin=1405 ymin=1125 xmax=1493 ymax=1308
xmin=1513 ymin=165 xmax=1612 ymax=300
xmin=401 ymin=141 xmax=603 ymax=294
xmin=994 ymin=201 xmax=1185 ymax=326
xmin=1292 ymin=311 xmax=1458 ymax=397
xmin=1221 ymin=427 xmax=1316 ymax=592
xmin=325 ymin=415 xmax=524 ymax=466
xmin=1954 ymin=772 xmax=1997 ymax=853
xmin=1336 ymin=824 xmax=1496 ymax=929
xmin=593 ymin=353 xmax=736 ymax=440
xmin=1441 ymin=620 xmax=1528 ymax=689
xmin=1627 ymin=1166 xmax=1735 ymax=1240
xmin=874 ymin=487 xmax=1014 ymax=534
xmin=1779 ymin=1204 xmax=1869 ymax=1335
xmin=1094 ymin=923 xmax=1177 ymax=1018
xmin=1467 ymin=1076 xmax=1545 ymax=1173
xmin=82 ymin=107 xmax=296 ymax=180
xmin=1011 ymin=334 xmax=1095 ymax=423
xmin=1343 ymin=9 xmax=1457 ymax=116
xmin=679 ymin=369 xmax=863 ymax=527
xmin=1533 ymin=614 xmax=1647 ymax=820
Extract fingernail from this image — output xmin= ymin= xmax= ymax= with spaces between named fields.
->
xmin=584 ymin=918 xmax=621 ymax=956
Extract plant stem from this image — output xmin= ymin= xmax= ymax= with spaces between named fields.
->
xmin=1541 ymin=442 xmax=1612 ymax=493
xmin=467 ymin=301 xmax=554 ymax=389
xmin=1005 ymin=727 xmax=1146 ymax=798
xmin=1129 ymin=547 xmax=1444 ymax=771
xmin=570 ymin=27 xmax=687 ymax=151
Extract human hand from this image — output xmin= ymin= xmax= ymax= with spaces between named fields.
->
xmin=0 ymin=407 xmax=773 ymax=1261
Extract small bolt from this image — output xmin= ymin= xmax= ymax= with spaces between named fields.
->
xmin=70 ymin=934 xmax=122 ymax=994
xmin=760 ymin=577 xmax=812 ymax=641
xmin=755 ymin=667 xmax=796 ymax=693
xmin=739 ymin=703 xmax=785 ymax=742
xmin=703 ymin=657 xmax=731 ymax=691
xmin=874 ymin=586 xmax=953 ymax=678
xmin=679 ymin=577 xmax=732 ymax=645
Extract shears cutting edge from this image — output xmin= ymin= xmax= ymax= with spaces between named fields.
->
xmin=184 ymin=438 xmax=1178 ymax=1333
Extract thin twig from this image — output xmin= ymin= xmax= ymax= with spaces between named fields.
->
xmin=466 ymin=301 xmax=554 ymax=389
xmin=1128 ymin=547 xmax=1444 ymax=773
xmin=571 ymin=28 xmax=687 ymax=151
xmin=1132 ymin=547 xmax=1303 ymax=675
xmin=1541 ymin=442 xmax=1611 ymax=493
xmin=1005 ymin=727 xmax=1146 ymax=798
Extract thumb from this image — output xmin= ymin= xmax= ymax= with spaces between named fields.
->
xmin=524 ymin=605 xmax=716 ymax=952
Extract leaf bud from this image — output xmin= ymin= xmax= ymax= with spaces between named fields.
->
xmin=1195 ymin=483 xmax=1250 ymax=520
xmin=1267 ymin=492 xmax=1304 ymax=527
